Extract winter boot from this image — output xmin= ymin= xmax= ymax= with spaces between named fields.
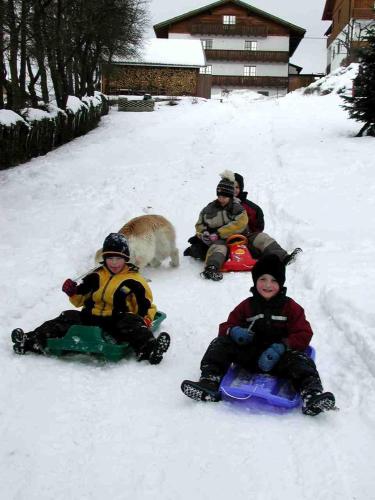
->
xmin=181 ymin=375 xmax=222 ymax=402
xmin=283 ymin=248 xmax=302 ymax=266
xmin=148 ymin=332 xmax=170 ymax=365
xmin=11 ymin=328 xmax=44 ymax=355
xmin=301 ymin=390 xmax=336 ymax=416
xmin=201 ymin=265 xmax=223 ymax=281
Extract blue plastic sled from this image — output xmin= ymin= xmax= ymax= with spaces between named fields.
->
xmin=219 ymin=346 xmax=316 ymax=410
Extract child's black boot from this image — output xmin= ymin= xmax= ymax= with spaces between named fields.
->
xmin=201 ymin=265 xmax=223 ymax=281
xmin=284 ymin=248 xmax=302 ymax=266
xmin=11 ymin=328 xmax=44 ymax=355
xmin=181 ymin=375 xmax=222 ymax=402
xmin=137 ymin=333 xmax=170 ymax=365
xmin=301 ymin=390 xmax=336 ymax=416
xmin=149 ymin=332 xmax=170 ymax=365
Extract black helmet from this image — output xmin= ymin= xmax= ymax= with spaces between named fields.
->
xmin=102 ymin=233 xmax=130 ymax=261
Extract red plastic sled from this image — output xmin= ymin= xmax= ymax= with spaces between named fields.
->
xmin=221 ymin=234 xmax=257 ymax=273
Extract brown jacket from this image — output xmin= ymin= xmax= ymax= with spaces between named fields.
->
xmin=195 ymin=199 xmax=248 ymax=240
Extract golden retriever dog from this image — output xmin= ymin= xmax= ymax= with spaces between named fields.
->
xmin=96 ymin=214 xmax=179 ymax=270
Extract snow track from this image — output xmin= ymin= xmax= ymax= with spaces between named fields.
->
xmin=1 ymin=92 xmax=375 ymax=499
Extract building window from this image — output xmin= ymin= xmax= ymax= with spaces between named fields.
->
xmin=244 ymin=40 xmax=257 ymax=51
xmin=244 ymin=65 xmax=256 ymax=76
xmin=200 ymin=65 xmax=212 ymax=75
xmin=223 ymin=15 xmax=236 ymax=25
xmin=201 ymin=39 xmax=213 ymax=49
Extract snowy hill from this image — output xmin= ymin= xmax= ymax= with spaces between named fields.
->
xmin=1 ymin=85 xmax=375 ymax=500
xmin=304 ymin=62 xmax=359 ymax=95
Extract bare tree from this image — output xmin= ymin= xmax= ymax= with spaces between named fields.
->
xmin=1 ymin=0 xmax=148 ymax=110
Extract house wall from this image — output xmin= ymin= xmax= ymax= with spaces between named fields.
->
xmin=212 ymin=85 xmax=287 ymax=97
xmin=288 ymin=75 xmax=318 ymax=92
xmin=211 ymin=61 xmax=288 ymax=76
xmin=102 ymin=65 xmax=200 ymax=96
xmin=169 ymin=33 xmax=290 ymax=51
xmin=325 ymin=0 xmax=375 ymax=72
xmin=327 ymin=18 xmax=374 ymax=71
xmin=328 ymin=0 xmax=374 ymax=42
xmin=167 ymin=4 xmax=290 ymax=37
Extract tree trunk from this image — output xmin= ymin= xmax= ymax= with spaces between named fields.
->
xmin=0 ymin=0 xmax=5 ymax=108
xmin=7 ymin=0 xmax=24 ymax=110
xmin=32 ymin=1 xmax=49 ymax=104
xmin=19 ymin=0 xmax=28 ymax=96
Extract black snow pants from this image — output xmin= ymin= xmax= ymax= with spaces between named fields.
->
xmin=27 ymin=310 xmax=155 ymax=355
xmin=200 ymin=336 xmax=323 ymax=394
xmin=183 ymin=235 xmax=208 ymax=261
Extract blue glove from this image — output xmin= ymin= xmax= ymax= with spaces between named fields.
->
xmin=230 ymin=326 xmax=254 ymax=345
xmin=258 ymin=343 xmax=286 ymax=372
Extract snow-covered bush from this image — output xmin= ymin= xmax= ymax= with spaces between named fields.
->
xmin=0 ymin=94 xmax=109 ymax=169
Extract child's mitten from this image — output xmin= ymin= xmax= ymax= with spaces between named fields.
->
xmin=62 ymin=279 xmax=78 ymax=297
xmin=258 ymin=343 xmax=286 ymax=371
xmin=209 ymin=233 xmax=219 ymax=242
xmin=230 ymin=326 xmax=253 ymax=345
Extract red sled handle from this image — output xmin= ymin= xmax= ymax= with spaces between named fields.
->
xmin=226 ymin=234 xmax=248 ymax=247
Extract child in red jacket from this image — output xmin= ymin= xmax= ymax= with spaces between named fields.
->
xmin=181 ymin=254 xmax=336 ymax=416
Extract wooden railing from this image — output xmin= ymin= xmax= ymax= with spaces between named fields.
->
xmin=353 ymin=7 xmax=375 ymax=18
xmin=353 ymin=0 xmax=374 ymax=9
xmin=191 ymin=23 xmax=268 ymax=37
xmin=212 ymin=75 xmax=288 ymax=88
xmin=205 ymin=49 xmax=289 ymax=63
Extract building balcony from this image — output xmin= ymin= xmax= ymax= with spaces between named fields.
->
xmin=353 ymin=7 xmax=375 ymax=18
xmin=191 ymin=23 xmax=268 ymax=37
xmin=212 ymin=75 xmax=288 ymax=88
xmin=205 ymin=49 xmax=289 ymax=63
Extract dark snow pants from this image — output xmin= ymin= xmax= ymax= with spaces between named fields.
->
xmin=200 ymin=336 xmax=323 ymax=394
xmin=183 ymin=235 xmax=208 ymax=261
xmin=27 ymin=310 xmax=154 ymax=355
xmin=248 ymin=232 xmax=288 ymax=262
xmin=183 ymin=235 xmax=229 ymax=269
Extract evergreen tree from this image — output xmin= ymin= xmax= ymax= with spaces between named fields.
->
xmin=342 ymin=27 xmax=375 ymax=137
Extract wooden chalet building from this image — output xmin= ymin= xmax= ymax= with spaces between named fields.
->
xmin=154 ymin=0 xmax=306 ymax=97
xmin=322 ymin=0 xmax=375 ymax=73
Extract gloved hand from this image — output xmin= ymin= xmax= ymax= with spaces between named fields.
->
xmin=230 ymin=326 xmax=253 ymax=345
xmin=209 ymin=233 xmax=219 ymax=243
xmin=258 ymin=343 xmax=286 ymax=372
xmin=62 ymin=279 xmax=78 ymax=297
xmin=201 ymin=231 xmax=212 ymax=245
xmin=144 ymin=317 xmax=152 ymax=329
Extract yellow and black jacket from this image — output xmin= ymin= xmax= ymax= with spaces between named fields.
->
xmin=69 ymin=265 xmax=156 ymax=324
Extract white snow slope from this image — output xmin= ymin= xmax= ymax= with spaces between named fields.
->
xmin=1 ymin=89 xmax=375 ymax=500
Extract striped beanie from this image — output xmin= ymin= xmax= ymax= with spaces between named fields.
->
xmin=216 ymin=170 xmax=235 ymax=198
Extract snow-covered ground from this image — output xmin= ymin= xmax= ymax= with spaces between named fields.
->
xmin=1 ymin=86 xmax=374 ymax=500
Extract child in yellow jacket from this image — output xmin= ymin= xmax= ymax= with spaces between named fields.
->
xmin=11 ymin=233 xmax=170 ymax=364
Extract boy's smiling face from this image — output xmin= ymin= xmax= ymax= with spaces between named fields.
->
xmin=105 ymin=256 xmax=127 ymax=274
xmin=256 ymin=273 xmax=280 ymax=300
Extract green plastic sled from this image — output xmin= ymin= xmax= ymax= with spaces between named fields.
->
xmin=47 ymin=311 xmax=167 ymax=361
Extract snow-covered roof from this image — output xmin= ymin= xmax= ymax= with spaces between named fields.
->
xmin=111 ymin=39 xmax=206 ymax=68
